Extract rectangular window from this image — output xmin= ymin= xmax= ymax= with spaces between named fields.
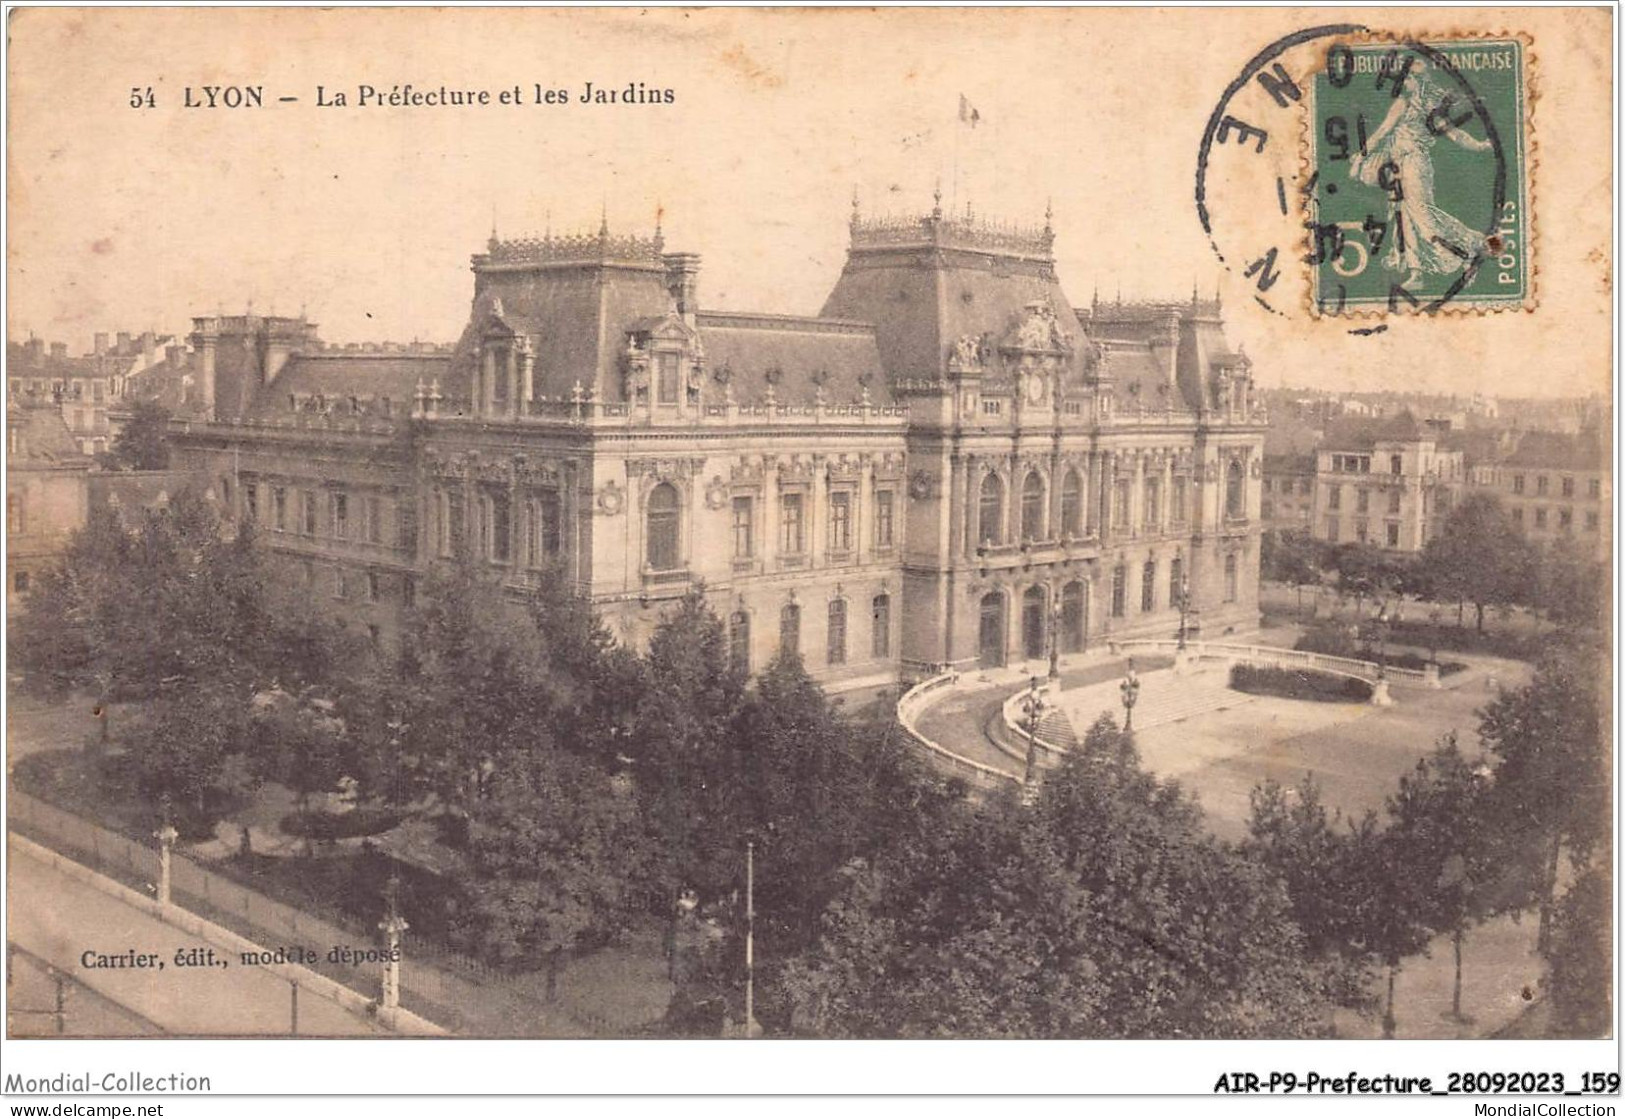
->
xmin=1355 ymin=520 xmax=1369 ymax=544
xmin=366 ymin=571 xmax=380 ymax=602
xmin=981 ymin=399 xmax=1003 ymax=416
xmin=403 ymin=576 xmax=417 ymax=608
xmin=7 ymin=495 xmax=23 ymax=536
xmin=273 ymin=487 xmax=288 ymax=531
xmin=532 ymin=491 xmax=561 ymax=562
xmin=1327 ymin=484 xmax=1341 ymax=511
xmin=780 ymin=492 xmax=805 ymax=555
xmin=396 ymin=499 xmax=416 ymax=553
xmin=1326 ymin=516 xmax=1339 ymax=542
xmin=874 ymin=490 xmax=895 ymax=548
xmin=1141 ymin=561 xmax=1156 ymax=613
xmin=1172 ymin=477 xmax=1188 ymax=522
xmin=330 ymin=492 xmax=348 ymax=539
xmin=827 ymin=600 xmax=847 ymax=666
xmin=245 ymin=484 xmax=258 ymax=523
xmin=1388 ymin=489 xmax=1401 ymax=514
xmin=1586 ymin=511 xmax=1599 ymax=530
xmin=1559 ymin=508 xmax=1573 ymax=531
xmin=1390 ymin=454 xmax=1403 ymax=475
xmin=489 ymin=492 xmax=511 ymax=562
xmin=871 ymin=595 xmax=891 ymax=659
xmin=333 ymin=567 xmax=348 ymax=599
xmin=656 ymin=352 xmax=679 ymax=405
xmin=301 ymin=490 xmax=317 ymax=536
xmin=1356 ymin=488 xmax=1369 ymax=514
xmin=14 ymin=570 xmax=30 ymax=595
xmin=1111 ymin=566 xmax=1126 ymax=618
xmin=1112 ymin=480 xmax=1130 ymax=529
xmin=1588 ymin=478 xmax=1601 ymax=499
xmin=1534 ymin=508 xmax=1547 ymax=529
xmin=1386 ymin=523 xmax=1400 ymax=548
xmin=1513 ymin=474 xmax=1525 ymax=494
xmin=1536 ymin=475 xmax=1549 ymax=496
xmin=364 ymin=495 xmax=383 ymax=544
xmin=732 ymin=496 xmax=754 ymax=559
xmin=1562 ymin=476 xmax=1575 ymax=498
xmin=1169 ymin=556 xmax=1183 ymax=605
xmin=829 ymin=492 xmax=852 ymax=553
xmin=1144 ymin=477 xmax=1161 ymax=530
xmin=1511 ymin=507 xmax=1524 ymax=526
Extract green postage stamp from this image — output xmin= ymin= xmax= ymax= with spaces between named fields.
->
xmin=1308 ymin=35 xmax=1531 ymax=315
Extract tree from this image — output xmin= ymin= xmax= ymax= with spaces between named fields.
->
xmin=124 ymin=678 xmax=254 ymax=838
xmin=1421 ymin=492 xmax=1534 ymax=632
xmin=776 ymin=716 xmax=1338 ymax=1038
xmin=1261 ymin=530 xmax=1323 ymax=616
xmin=1383 ymin=735 xmax=1506 ymax=1023
xmin=1478 ymin=652 xmax=1609 ymax=952
xmin=1533 ymin=540 xmax=1605 ymax=636
xmin=624 ymin=589 xmax=747 ymax=905
xmin=452 ymin=745 xmax=649 ymax=992
xmin=1544 ymin=864 xmax=1612 ymax=1037
xmin=107 ymin=399 xmax=172 ymax=470
xmin=1242 ymin=776 xmax=1373 ymax=1007
xmin=1340 ymin=812 xmax=1436 ymax=1037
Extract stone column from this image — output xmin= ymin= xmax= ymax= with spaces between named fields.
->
xmin=519 ymin=340 xmax=535 ymax=410
xmin=506 ymin=345 xmax=520 ymax=418
xmin=480 ymin=347 xmax=496 ymax=418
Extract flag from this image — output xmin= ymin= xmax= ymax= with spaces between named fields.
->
xmin=959 ymin=94 xmax=981 ymax=128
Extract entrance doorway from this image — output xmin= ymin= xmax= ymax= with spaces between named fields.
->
xmin=1022 ymin=585 xmax=1047 ymax=661
xmin=1061 ymin=580 xmax=1087 ymax=653
xmin=978 ymin=591 xmax=1006 ymax=670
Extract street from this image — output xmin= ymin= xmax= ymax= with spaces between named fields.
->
xmin=7 ymin=837 xmax=385 ymax=1037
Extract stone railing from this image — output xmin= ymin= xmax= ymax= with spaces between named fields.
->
xmin=896 ymin=671 xmax=1018 ymax=792
xmin=1106 ymin=639 xmax=1434 ymax=685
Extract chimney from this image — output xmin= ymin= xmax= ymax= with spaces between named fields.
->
xmin=94 ymin=332 xmax=109 ymax=356
xmin=663 ymin=252 xmax=702 ymax=323
xmin=167 ymin=344 xmax=184 ymax=366
xmin=50 ymin=342 xmax=67 ymax=360
xmin=26 ymin=338 xmax=44 ymax=363
xmin=116 ymin=331 xmax=131 ymax=353
xmin=140 ymin=331 xmax=156 ymax=357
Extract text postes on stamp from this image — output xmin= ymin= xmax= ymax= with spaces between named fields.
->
xmin=1308 ymin=37 xmax=1531 ymax=316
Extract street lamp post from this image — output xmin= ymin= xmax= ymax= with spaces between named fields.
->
xmin=1019 ymin=676 xmax=1046 ymax=801
xmin=1119 ymin=658 xmax=1141 ymax=733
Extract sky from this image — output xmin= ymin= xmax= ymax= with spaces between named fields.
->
xmin=6 ymin=6 xmax=1613 ymax=399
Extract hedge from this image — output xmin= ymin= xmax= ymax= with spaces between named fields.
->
xmin=1229 ymin=663 xmax=1373 ymax=703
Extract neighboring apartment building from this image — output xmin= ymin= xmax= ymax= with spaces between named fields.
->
xmin=7 ymin=332 xmax=180 ymax=456
xmin=167 ymin=201 xmax=1268 ymax=692
xmin=1261 ymin=453 xmax=1315 ymax=534
xmin=1489 ymin=428 xmax=1610 ymax=561
xmin=1311 ymin=412 xmax=1464 ymax=552
xmin=6 ymin=401 xmax=91 ymax=605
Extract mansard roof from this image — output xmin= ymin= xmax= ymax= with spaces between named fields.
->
xmin=247 ymin=351 xmax=452 ymax=419
xmin=695 ymin=312 xmax=889 ymax=406
xmin=1502 ymin=428 xmax=1606 ymax=471
xmin=1321 ymin=410 xmax=1428 ymax=449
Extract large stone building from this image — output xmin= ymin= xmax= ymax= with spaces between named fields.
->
xmin=1486 ymin=427 xmax=1610 ymax=561
xmin=7 ymin=332 xmax=180 ymax=456
xmin=7 ymin=401 xmax=91 ymax=605
xmin=168 ymin=201 xmax=1267 ymax=691
xmin=1310 ymin=412 xmax=1464 ymax=553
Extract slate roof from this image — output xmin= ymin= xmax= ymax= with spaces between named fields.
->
xmin=694 ymin=313 xmax=889 ymax=406
xmin=1502 ymin=429 xmax=1606 ymax=472
xmin=1320 ymin=410 xmax=1427 ymax=449
xmin=247 ymin=353 xmax=452 ymax=419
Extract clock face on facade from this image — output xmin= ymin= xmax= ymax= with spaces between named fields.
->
xmin=1026 ymin=372 xmax=1046 ymax=404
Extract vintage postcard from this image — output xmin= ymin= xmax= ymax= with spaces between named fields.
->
xmin=2 ymin=5 xmax=1614 ymax=1101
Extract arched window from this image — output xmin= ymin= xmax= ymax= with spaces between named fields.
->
xmin=729 ymin=610 xmax=751 ymax=674
xmin=780 ymin=603 xmax=801 ymax=659
xmin=1020 ymin=471 xmax=1045 ymax=542
xmin=1224 ymin=553 xmax=1239 ymax=602
xmin=978 ymin=473 xmax=1005 ymax=546
xmin=827 ymin=599 xmax=847 ymax=666
xmin=871 ymin=594 xmax=891 ymax=659
xmin=1226 ymin=458 xmax=1245 ymax=519
xmin=1060 ymin=469 xmax=1083 ymax=537
xmin=646 ymin=483 xmax=680 ymax=571
xmin=1141 ymin=560 xmax=1156 ymax=613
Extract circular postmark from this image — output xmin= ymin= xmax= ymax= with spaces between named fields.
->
xmin=1196 ymin=26 xmax=1522 ymax=329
